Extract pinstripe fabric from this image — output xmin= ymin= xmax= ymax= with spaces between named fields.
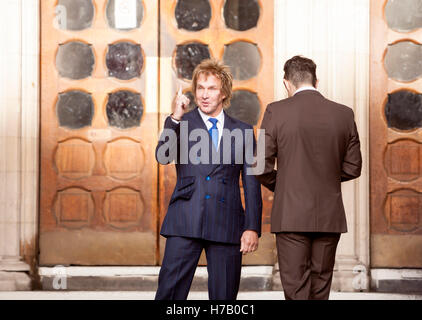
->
xmin=156 ymin=108 xmax=262 ymax=244
xmin=155 ymin=236 xmax=241 ymax=300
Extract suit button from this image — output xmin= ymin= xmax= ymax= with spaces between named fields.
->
xmin=205 ymin=195 xmax=211 ymax=200
xmin=206 ymin=176 xmax=211 ymax=181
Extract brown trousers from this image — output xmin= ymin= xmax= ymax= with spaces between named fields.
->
xmin=276 ymin=232 xmax=341 ymax=300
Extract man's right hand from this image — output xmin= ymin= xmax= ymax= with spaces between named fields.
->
xmin=172 ymin=86 xmax=190 ymax=121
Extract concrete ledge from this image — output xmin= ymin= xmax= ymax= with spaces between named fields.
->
xmin=38 ymin=266 xmax=274 ymax=292
xmin=0 ymin=291 xmax=421 ymax=300
xmin=37 ymin=267 xmax=422 ymax=294
xmin=371 ymin=269 xmax=422 ymax=294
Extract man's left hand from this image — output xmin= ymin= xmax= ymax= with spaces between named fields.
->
xmin=240 ymin=230 xmax=259 ymax=255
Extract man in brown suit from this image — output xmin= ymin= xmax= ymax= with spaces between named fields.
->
xmin=256 ymin=56 xmax=362 ymax=300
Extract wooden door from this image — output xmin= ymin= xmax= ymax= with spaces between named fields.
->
xmin=40 ymin=0 xmax=274 ymax=266
xmin=370 ymin=0 xmax=422 ymax=267
xmin=159 ymin=0 xmax=275 ymax=265
xmin=39 ymin=0 xmax=159 ymax=265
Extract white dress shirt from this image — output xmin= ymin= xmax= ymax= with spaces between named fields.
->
xmin=294 ymin=86 xmax=318 ymax=95
xmin=197 ymin=108 xmax=224 ymax=149
xmin=170 ymin=108 xmax=225 ymax=149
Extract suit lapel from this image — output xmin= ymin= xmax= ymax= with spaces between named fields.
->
xmin=187 ymin=108 xmax=213 ymax=176
xmin=191 ymin=107 xmax=208 ymax=131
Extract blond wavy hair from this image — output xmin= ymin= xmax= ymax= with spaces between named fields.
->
xmin=191 ymin=59 xmax=233 ymax=108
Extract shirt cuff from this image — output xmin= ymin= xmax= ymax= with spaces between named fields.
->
xmin=170 ymin=114 xmax=180 ymax=124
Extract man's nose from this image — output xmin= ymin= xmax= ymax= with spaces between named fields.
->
xmin=202 ymin=89 xmax=209 ymax=98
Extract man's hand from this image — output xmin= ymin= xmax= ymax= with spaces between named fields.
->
xmin=240 ymin=230 xmax=259 ymax=255
xmin=172 ymin=86 xmax=190 ymax=120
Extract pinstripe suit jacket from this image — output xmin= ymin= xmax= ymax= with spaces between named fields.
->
xmin=156 ymin=108 xmax=262 ymax=244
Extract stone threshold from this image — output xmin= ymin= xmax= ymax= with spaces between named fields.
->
xmin=38 ymin=266 xmax=274 ymax=291
xmin=0 ymin=291 xmax=421 ymax=300
xmin=371 ymin=269 xmax=422 ymax=294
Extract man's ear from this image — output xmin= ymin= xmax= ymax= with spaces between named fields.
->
xmin=283 ymin=79 xmax=294 ymax=96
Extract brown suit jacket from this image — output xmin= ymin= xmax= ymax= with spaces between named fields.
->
xmin=256 ymin=90 xmax=362 ymax=233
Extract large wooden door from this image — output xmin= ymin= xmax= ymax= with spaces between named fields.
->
xmin=370 ymin=0 xmax=422 ymax=267
xmin=159 ymin=0 xmax=275 ymax=265
xmin=40 ymin=0 xmax=274 ymax=266
xmin=40 ymin=0 xmax=159 ymax=265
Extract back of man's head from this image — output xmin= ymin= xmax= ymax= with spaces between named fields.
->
xmin=284 ymin=55 xmax=317 ymax=88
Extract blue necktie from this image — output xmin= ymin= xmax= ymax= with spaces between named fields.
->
xmin=208 ymin=118 xmax=219 ymax=149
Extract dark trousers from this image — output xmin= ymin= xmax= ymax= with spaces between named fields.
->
xmin=155 ymin=236 xmax=242 ymax=300
xmin=276 ymin=232 xmax=341 ymax=300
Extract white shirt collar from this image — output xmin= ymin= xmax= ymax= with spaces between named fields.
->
xmin=197 ymin=107 xmax=225 ymax=128
xmin=294 ymin=86 xmax=318 ymax=95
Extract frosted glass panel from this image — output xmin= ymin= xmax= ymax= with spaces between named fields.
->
xmin=385 ymin=90 xmax=422 ymax=131
xmin=223 ymin=0 xmax=260 ymax=31
xmin=175 ymin=42 xmax=211 ymax=80
xmin=384 ymin=41 xmax=422 ymax=82
xmin=56 ymin=0 xmax=94 ymax=31
xmin=106 ymin=42 xmax=143 ymax=80
xmin=385 ymin=0 xmax=422 ymax=33
xmin=226 ymin=90 xmax=261 ymax=126
xmin=223 ymin=41 xmax=261 ymax=80
xmin=175 ymin=0 xmax=211 ymax=31
xmin=106 ymin=0 xmax=144 ymax=30
xmin=57 ymin=91 xmax=94 ymax=129
xmin=56 ymin=41 xmax=95 ymax=80
xmin=107 ymin=91 xmax=143 ymax=129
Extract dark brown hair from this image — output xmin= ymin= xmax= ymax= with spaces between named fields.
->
xmin=191 ymin=58 xmax=233 ymax=108
xmin=283 ymin=55 xmax=317 ymax=88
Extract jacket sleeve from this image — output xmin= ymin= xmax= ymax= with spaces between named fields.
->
xmin=255 ymin=105 xmax=278 ymax=192
xmin=242 ymin=127 xmax=263 ymax=237
xmin=341 ymin=116 xmax=362 ymax=182
xmin=155 ymin=116 xmax=180 ymax=165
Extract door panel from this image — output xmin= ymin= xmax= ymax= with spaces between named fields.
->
xmin=370 ymin=0 xmax=422 ymax=268
xmin=159 ymin=0 xmax=275 ymax=265
xmin=40 ymin=0 xmax=159 ymax=265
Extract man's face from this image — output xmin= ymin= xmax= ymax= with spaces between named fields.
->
xmin=195 ymin=73 xmax=226 ymax=117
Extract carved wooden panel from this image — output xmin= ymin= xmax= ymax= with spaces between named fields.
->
xmin=103 ymin=187 xmax=145 ymax=229
xmin=54 ymin=188 xmax=94 ymax=228
xmin=55 ymin=138 xmax=95 ymax=179
xmin=370 ymin=0 xmax=422 ymax=268
xmin=104 ymin=138 xmax=145 ymax=180
xmin=385 ymin=140 xmax=421 ymax=181
xmin=386 ymin=190 xmax=421 ymax=232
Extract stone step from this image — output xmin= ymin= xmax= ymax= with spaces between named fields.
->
xmin=38 ymin=266 xmax=274 ymax=292
xmin=0 ymin=291 xmax=421 ymax=300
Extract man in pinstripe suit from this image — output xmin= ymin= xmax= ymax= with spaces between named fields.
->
xmin=155 ymin=59 xmax=262 ymax=300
